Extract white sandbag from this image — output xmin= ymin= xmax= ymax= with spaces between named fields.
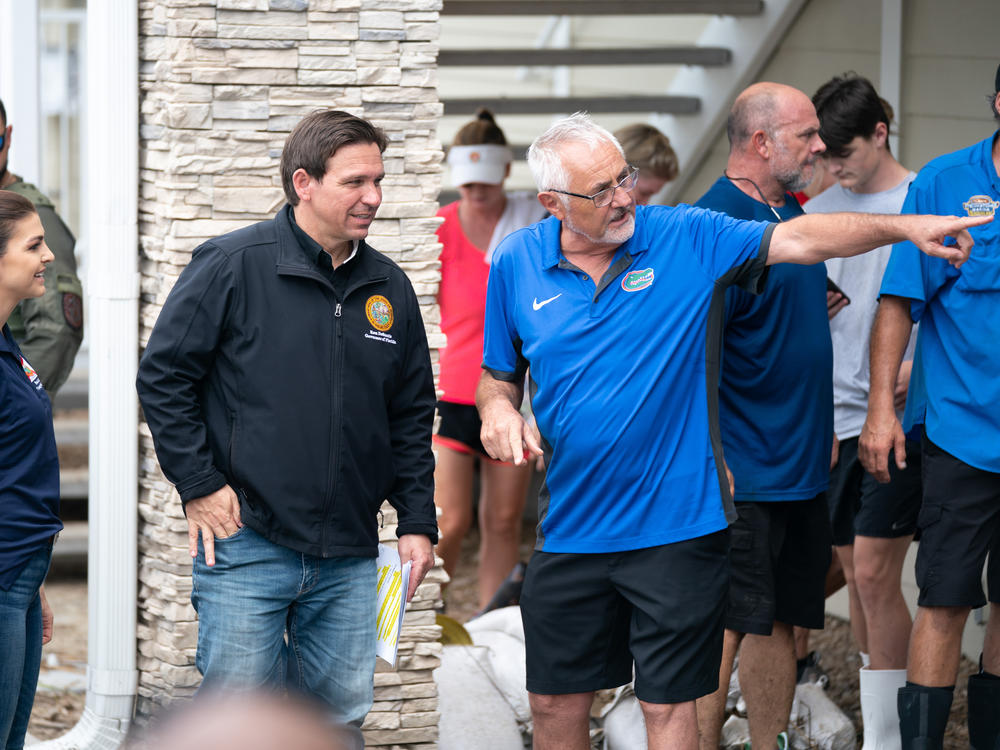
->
xmin=601 ymin=690 xmax=647 ymax=750
xmin=467 ymin=628 xmax=532 ymax=725
xmin=721 ymin=714 xmax=751 ymax=749
xmin=789 ymin=683 xmax=857 ymax=750
xmin=435 ymin=645 xmax=524 ymax=750
xmin=465 ymin=605 xmax=525 ymax=642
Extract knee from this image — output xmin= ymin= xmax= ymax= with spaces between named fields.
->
xmin=529 ymin=692 xmax=591 ymax=722
xmin=480 ymin=506 xmax=521 ymax=537
xmin=916 ymin=605 xmax=971 ymax=636
xmin=436 ymin=504 xmax=471 ymax=537
xmin=639 ymin=699 xmax=696 ymax=733
xmin=853 ymin=555 xmax=894 ymax=598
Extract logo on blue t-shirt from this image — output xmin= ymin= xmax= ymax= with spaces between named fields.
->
xmin=621 ymin=268 xmax=654 ymax=292
xmin=20 ymin=356 xmax=43 ymax=391
xmin=963 ymin=194 xmax=999 ymax=217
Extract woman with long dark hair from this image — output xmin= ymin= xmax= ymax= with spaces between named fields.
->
xmin=0 ymin=189 xmax=61 ymax=749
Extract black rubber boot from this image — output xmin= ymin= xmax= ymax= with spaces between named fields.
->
xmin=897 ymin=682 xmax=953 ymax=750
xmin=968 ymin=672 xmax=1000 ymax=749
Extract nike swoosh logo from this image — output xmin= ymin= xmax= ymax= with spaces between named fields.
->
xmin=532 ymin=294 xmax=562 ymax=311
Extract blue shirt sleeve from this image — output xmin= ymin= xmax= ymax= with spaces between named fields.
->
xmin=880 ymin=174 xmax=958 ymax=322
xmin=683 ymin=206 xmax=772 ymax=292
xmin=481 ymin=241 xmax=526 ymax=381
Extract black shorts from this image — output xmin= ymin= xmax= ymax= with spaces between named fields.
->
xmin=828 ymin=436 xmax=922 ymax=546
xmin=727 ymin=495 xmax=832 ymax=634
xmin=915 ymin=433 xmax=1000 ymax=608
xmin=434 ymin=400 xmax=490 ymax=457
xmin=520 ymin=531 xmax=729 ymax=704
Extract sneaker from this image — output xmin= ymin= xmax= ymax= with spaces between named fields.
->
xmin=796 ymin=649 xmax=829 ymax=688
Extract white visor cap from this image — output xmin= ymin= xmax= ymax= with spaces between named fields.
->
xmin=447 ymin=144 xmax=513 ymax=187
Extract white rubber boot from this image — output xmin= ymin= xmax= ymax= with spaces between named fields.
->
xmin=859 ymin=666 xmax=907 ymax=750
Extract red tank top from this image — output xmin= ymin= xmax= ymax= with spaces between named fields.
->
xmin=436 ymin=201 xmax=491 ymax=404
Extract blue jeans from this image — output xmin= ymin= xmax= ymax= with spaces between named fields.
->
xmin=191 ymin=526 xmax=377 ymax=730
xmin=0 ymin=545 xmax=51 ymax=750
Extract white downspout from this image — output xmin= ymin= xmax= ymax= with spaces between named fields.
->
xmin=34 ymin=0 xmax=139 ymax=745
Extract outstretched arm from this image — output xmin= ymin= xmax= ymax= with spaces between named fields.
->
xmin=768 ymin=212 xmax=990 ymax=267
xmin=476 ymin=371 xmax=543 ymax=466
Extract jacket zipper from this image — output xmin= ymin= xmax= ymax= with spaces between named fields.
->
xmin=319 ymin=280 xmax=385 ymax=556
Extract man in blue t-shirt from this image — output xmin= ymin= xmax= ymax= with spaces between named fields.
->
xmin=859 ymin=65 xmax=1000 ymax=750
xmin=475 ymin=112 xmax=983 ymax=750
xmin=694 ymin=82 xmax=833 ymax=750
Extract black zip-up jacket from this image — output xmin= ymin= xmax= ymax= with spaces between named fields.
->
xmin=136 ymin=206 xmax=438 ymax=557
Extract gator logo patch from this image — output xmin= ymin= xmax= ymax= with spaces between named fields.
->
xmin=963 ymin=195 xmax=999 ymax=217
xmin=365 ymin=295 xmax=394 ymax=332
xmin=621 ymin=268 xmax=654 ymax=292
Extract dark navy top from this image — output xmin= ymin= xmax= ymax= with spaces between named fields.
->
xmin=483 ymin=204 xmax=772 ymax=552
xmin=0 ymin=324 xmax=62 ymax=590
xmin=696 ymin=177 xmax=833 ymax=502
xmin=882 ymin=132 xmax=1000 ymax=472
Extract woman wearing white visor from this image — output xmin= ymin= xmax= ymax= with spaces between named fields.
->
xmin=434 ymin=109 xmax=546 ymax=612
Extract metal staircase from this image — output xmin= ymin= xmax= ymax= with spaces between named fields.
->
xmin=438 ymin=0 xmax=809 ymax=202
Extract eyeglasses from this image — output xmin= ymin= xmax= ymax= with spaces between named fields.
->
xmin=549 ymin=167 xmax=639 ymax=208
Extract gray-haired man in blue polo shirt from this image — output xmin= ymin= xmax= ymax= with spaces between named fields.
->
xmin=475 ymin=112 xmax=986 ymax=750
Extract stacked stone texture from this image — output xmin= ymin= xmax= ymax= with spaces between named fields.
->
xmin=136 ymin=1 xmax=445 ymax=746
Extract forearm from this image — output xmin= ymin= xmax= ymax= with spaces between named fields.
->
xmin=475 ymin=369 xmax=524 ymax=417
xmin=770 ymin=213 xmax=915 ymax=265
xmin=868 ymin=295 xmax=913 ymax=416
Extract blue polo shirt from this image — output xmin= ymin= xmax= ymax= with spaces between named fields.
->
xmin=0 ymin=325 xmax=62 ymax=590
xmin=880 ymin=132 xmax=1000 ymax=472
xmin=695 ymin=177 xmax=832 ymax=502
xmin=483 ymin=204 xmax=772 ymax=553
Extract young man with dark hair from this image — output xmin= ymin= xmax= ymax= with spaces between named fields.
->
xmin=860 ymin=64 xmax=1000 ymax=750
xmin=137 ymin=110 xmax=437 ymax=749
xmin=806 ymin=72 xmax=920 ymax=750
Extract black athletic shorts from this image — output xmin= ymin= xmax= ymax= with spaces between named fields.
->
xmin=520 ymin=530 xmax=729 ymax=704
xmin=434 ymin=399 xmax=490 ymax=457
xmin=915 ymin=432 xmax=1000 ymax=608
xmin=828 ymin=436 xmax=922 ymax=547
xmin=727 ymin=495 xmax=832 ymax=634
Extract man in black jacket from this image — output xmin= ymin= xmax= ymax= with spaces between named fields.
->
xmin=136 ymin=111 xmax=437 ymax=744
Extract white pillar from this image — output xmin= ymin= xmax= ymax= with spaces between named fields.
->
xmin=881 ymin=0 xmax=903 ymax=155
xmin=34 ymin=1 xmax=139 ymax=745
xmin=0 ymin=0 xmax=42 ymax=182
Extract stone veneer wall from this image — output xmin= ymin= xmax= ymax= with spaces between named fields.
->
xmin=135 ymin=1 xmax=446 ymax=746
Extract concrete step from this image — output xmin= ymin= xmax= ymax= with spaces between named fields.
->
xmin=54 ymin=415 xmax=88 ymax=446
xmin=51 ymin=373 xmax=87 ymax=411
xmin=60 ymin=467 xmax=88 ymax=502
xmin=54 ymin=520 xmax=88 ymax=559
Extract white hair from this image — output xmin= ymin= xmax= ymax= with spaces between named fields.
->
xmin=527 ymin=112 xmax=625 ymax=194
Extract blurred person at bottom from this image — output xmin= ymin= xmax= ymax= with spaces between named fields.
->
xmin=613 ymin=123 xmax=679 ymax=205
xmin=133 ymin=691 xmax=353 ymax=750
xmin=434 ymin=109 xmax=547 ymax=611
xmin=0 ymin=190 xmax=61 ymax=750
